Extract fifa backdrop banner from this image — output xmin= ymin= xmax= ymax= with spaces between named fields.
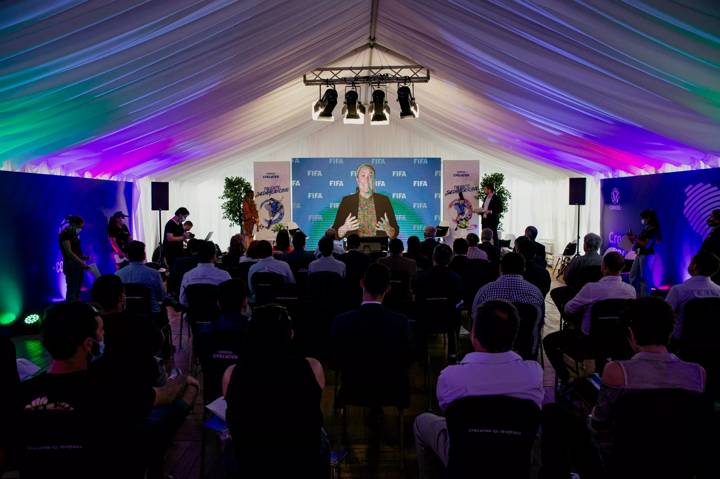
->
xmin=292 ymin=158 xmax=441 ymax=246
xmin=253 ymin=161 xmax=291 ymax=234
xmin=443 ymin=161 xmax=480 ymax=240
xmin=601 ymin=167 xmax=720 ymax=288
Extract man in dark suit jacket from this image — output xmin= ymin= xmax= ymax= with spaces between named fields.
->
xmin=515 ymin=236 xmax=551 ymax=298
xmin=339 ymin=234 xmax=372 ymax=286
xmin=449 ymin=238 xmax=472 ymax=279
xmin=420 ymin=226 xmax=439 ymax=260
xmin=331 ymin=263 xmax=413 ymax=406
xmin=479 ymin=185 xmax=503 ymax=245
xmin=282 ymin=231 xmax=315 ymax=272
xmin=479 ymin=228 xmax=502 ymax=266
xmin=525 ymin=226 xmax=547 ymax=268
xmin=379 ymin=238 xmax=417 ymax=281
xmin=332 ymin=164 xmax=399 ymax=239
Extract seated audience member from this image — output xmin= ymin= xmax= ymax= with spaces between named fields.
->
xmin=479 ymin=228 xmax=501 ymax=265
xmin=179 ymin=240 xmax=231 ymax=306
xmin=589 ymin=298 xmax=705 ymax=454
xmin=449 ymin=238 xmax=471 ymax=278
xmin=273 ymin=229 xmax=293 ymax=257
xmin=223 ymin=304 xmax=328 ymax=477
xmin=0 ymin=335 xmax=20 ymax=474
xmin=203 ymin=279 xmax=250 ymax=336
xmin=421 ymin=225 xmax=439 ymax=260
xmin=339 ymin=233 xmax=372 ymax=285
xmin=315 ymin=228 xmax=344 ymax=257
xmin=379 ymin=238 xmax=417 ymax=283
xmin=405 ymin=235 xmax=432 ymax=271
xmin=221 ymin=234 xmax=245 ymax=269
xmin=309 ymin=237 xmax=347 ymax=277
xmin=247 ymin=240 xmax=295 ymax=293
xmin=241 ymin=240 xmax=260 ymax=262
xmin=116 ymin=240 xmax=168 ymax=315
xmin=665 ymin=251 xmax=720 ymax=339
xmin=414 ymin=300 xmax=544 ymax=478
xmin=543 ymin=252 xmax=636 ymax=383
xmin=466 ymin=233 xmax=489 ymax=261
xmin=563 ymin=233 xmax=603 ymax=289
xmin=471 ymin=252 xmax=544 ymax=322
xmin=515 ymin=236 xmax=551 ymax=298
xmin=91 ymin=275 xmax=164 ymax=386
xmin=20 ymin=302 xmax=199 ymax=478
xmin=282 ymin=231 xmax=315 ymax=272
xmin=524 ymin=225 xmax=547 ymax=268
xmin=414 ymin=244 xmax=464 ymax=307
xmin=332 ymin=263 xmax=414 ymax=405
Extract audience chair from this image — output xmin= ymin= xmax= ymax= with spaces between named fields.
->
xmin=250 ymin=271 xmax=285 ymax=305
xmin=307 ymin=271 xmax=348 ymax=311
xmin=123 ymin=283 xmax=152 ymax=317
xmin=445 ymin=395 xmax=541 ymax=479
xmin=610 ymin=389 xmax=712 ymax=479
xmin=184 ymin=283 xmax=220 ymax=359
xmin=677 ymin=297 xmax=720 ymax=402
xmin=383 ymin=270 xmax=412 ymax=314
xmin=461 ymin=260 xmax=499 ymax=312
xmin=587 ymin=298 xmax=632 ymax=374
xmin=236 ymin=261 xmax=256 ymax=284
xmin=553 ymin=241 xmax=577 ymax=279
xmin=512 ymin=302 xmax=543 ymax=362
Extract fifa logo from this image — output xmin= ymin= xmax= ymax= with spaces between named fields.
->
xmin=329 ymin=202 xmax=340 ymax=208
xmin=413 ymin=158 xmax=428 ymax=165
xmin=291 ymin=180 xmax=300 ymax=187
xmin=328 ymin=158 xmax=344 ymax=164
xmin=434 ymin=193 xmax=441 ymax=199
xmin=392 ymin=171 xmax=407 ymax=177
xmin=375 ymin=180 xmax=386 ymax=187
xmin=413 ymin=180 xmax=428 ymax=187
xmin=413 ymin=202 xmax=427 ymax=208
xmin=308 ymin=215 xmax=322 ymax=221
xmin=371 ymin=158 xmax=385 ymax=165
xmin=392 ymin=193 xmax=406 ymax=199
xmin=308 ymin=193 xmax=323 ymax=199
xmin=329 ymin=180 xmax=344 ymax=187
xmin=307 ymin=170 xmax=323 ymax=176
xmin=611 ymin=188 xmax=620 ymax=205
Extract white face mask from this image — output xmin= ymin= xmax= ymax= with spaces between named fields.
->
xmin=76 ymin=227 xmax=82 ymax=234
xmin=640 ymin=219 xmax=647 ymax=225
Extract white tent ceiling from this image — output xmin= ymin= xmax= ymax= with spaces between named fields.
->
xmin=3 ymin=0 xmax=719 ymax=179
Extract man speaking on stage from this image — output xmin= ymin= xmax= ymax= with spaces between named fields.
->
xmin=333 ymin=163 xmax=399 ymax=239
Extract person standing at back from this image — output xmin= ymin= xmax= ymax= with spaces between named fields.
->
xmin=163 ymin=207 xmax=190 ymax=270
xmin=59 ymin=215 xmax=90 ymax=301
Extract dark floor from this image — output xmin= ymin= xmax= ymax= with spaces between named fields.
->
xmin=7 ymin=274 xmax=563 ymax=479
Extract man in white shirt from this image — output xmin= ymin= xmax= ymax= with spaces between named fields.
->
xmin=179 ymin=240 xmax=231 ymax=306
xmin=247 ymin=240 xmax=295 ymax=294
xmin=309 ymin=236 xmax=346 ymax=277
xmin=665 ymin=251 xmax=720 ymax=339
xmin=465 ymin=233 xmax=489 ymax=261
xmin=543 ymin=251 xmax=636 ymax=383
xmin=414 ymin=300 xmax=543 ymax=479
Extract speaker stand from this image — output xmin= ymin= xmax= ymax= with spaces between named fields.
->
xmin=575 ymin=204 xmax=581 ymax=257
xmin=156 ymin=209 xmax=163 ymax=264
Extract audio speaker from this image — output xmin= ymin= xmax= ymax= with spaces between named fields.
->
xmin=151 ymin=182 xmax=169 ymax=211
xmin=569 ymin=177 xmax=586 ymax=205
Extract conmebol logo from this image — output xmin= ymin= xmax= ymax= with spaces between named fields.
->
xmin=684 ymin=183 xmax=720 ymax=238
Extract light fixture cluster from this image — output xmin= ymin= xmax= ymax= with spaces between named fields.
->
xmin=311 ymin=84 xmax=418 ymax=125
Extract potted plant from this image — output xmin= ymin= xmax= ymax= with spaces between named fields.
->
xmin=476 ymin=172 xmax=511 ymax=231
xmin=219 ymin=176 xmax=253 ymax=227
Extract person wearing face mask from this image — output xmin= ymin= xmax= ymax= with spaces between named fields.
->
xmin=332 ymin=163 xmax=399 ymax=239
xmin=701 ymin=209 xmax=720 ymax=285
xmin=627 ymin=209 xmax=661 ymax=297
xmin=108 ymin=211 xmax=131 ymax=269
xmin=162 ymin=207 xmax=191 ymax=269
xmin=60 ymin=215 xmax=90 ymax=301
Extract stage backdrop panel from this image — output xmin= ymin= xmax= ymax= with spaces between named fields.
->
xmin=0 ymin=171 xmax=133 ymax=324
xmin=443 ymin=160 xmax=480 ymax=240
xmin=292 ymin=158 xmax=441 ymax=247
xmin=253 ymin=161 xmax=291 ymax=235
xmin=601 ymin=168 xmax=720 ymax=288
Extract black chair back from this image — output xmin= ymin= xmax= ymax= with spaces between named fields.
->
xmin=462 ymin=260 xmax=499 ymax=310
xmin=251 ymin=271 xmax=285 ymax=305
xmin=185 ymin=283 xmax=220 ymax=324
xmin=123 ymin=283 xmax=152 ymax=316
xmin=561 ymin=241 xmax=577 ymax=256
xmin=678 ymin=297 xmax=720 ymax=401
xmin=198 ymin=340 xmax=242 ymax=404
xmin=589 ymin=298 xmax=633 ymax=373
xmin=512 ymin=302 xmax=541 ymax=361
xmin=611 ymin=389 xmax=712 ymax=479
xmin=384 ymin=269 xmax=412 ymax=313
xmin=307 ymin=271 xmax=351 ymax=312
xmin=574 ymin=265 xmax=602 ymax=289
xmin=236 ymin=260 xmax=256 ymax=283
xmin=445 ymin=395 xmax=540 ymax=479
xmin=414 ymin=297 xmax=458 ymax=336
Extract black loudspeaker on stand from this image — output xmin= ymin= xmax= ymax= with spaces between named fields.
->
xmin=569 ymin=178 xmax=587 ymax=256
xmin=151 ymin=182 xmax=169 ymax=261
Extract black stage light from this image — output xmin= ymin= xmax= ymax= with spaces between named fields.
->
xmin=369 ymin=89 xmax=390 ymax=125
xmin=312 ymin=88 xmax=338 ymax=121
xmin=397 ymin=85 xmax=419 ymax=119
xmin=342 ymin=89 xmax=366 ymax=124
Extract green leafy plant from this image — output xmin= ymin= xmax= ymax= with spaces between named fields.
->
xmin=476 ymin=172 xmax=511 ymax=230
xmin=271 ymin=223 xmax=286 ymax=233
xmin=219 ymin=176 xmax=253 ymax=228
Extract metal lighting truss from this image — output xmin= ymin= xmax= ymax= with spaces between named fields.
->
xmin=303 ymin=65 xmax=430 ymax=86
